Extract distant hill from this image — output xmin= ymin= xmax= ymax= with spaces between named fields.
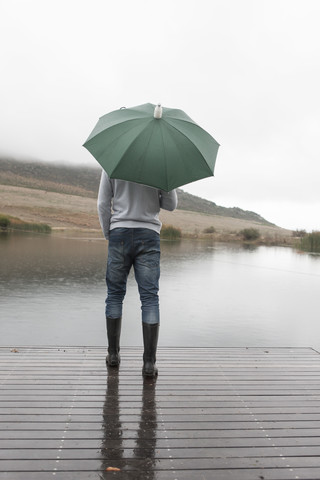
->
xmin=176 ymin=189 xmax=273 ymax=225
xmin=0 ymin=158 xmax=98 ymax=197
xmin=0 ymin=157 xmax=273 ymax=226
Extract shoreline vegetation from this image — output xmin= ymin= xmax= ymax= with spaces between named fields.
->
xmin=0 ymin=213 xmax=51 ymax=234
xmin=299 ymin=231 xmax=320 ymax=254
xmin=160 ymin=223 xmax=320 ymax=253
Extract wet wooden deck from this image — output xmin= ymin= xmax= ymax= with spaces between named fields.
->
xmin=1 ymin=347 xmax=320 ymax=479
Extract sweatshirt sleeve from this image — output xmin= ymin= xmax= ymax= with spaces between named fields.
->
xmin=159 ymin=189 xmax=178 ymax=211
xmin=97 ymin=171 xmax=113 ymax=239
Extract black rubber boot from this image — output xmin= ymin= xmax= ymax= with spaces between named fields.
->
xmin=142 ymin=322 xmax=159 ymax=377
xmin=106 ymin=317 xmax=122 ymax=367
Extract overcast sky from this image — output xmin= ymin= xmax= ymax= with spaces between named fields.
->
xmin=1 ymin=0 xmax=320 ymax=231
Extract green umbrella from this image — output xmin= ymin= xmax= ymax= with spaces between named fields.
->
xmin=83 ymin=103 xmax=220 ymax=191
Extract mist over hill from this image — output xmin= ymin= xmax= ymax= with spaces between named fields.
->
xmin=0 ymin=157 xmax=274 ymax=226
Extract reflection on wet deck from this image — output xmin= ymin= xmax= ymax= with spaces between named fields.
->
xmin=1 ymin=346 xmax=320 ymax=479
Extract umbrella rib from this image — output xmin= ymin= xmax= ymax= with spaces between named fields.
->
xmin=164 ymin=114 xmax=214 ymax=131
xmin=165 ymin=117 xmax=220 ymax=146
xmin=158 ymin=122 xmax=169 ymax=191
xmin=84 ymin=118 xmax=146 ymax=147
xmin=162 ymin=119 xmax=217 ymax=172
xmin=111 ymin=119 xmax=154 ymax=178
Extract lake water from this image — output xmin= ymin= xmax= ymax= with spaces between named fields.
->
xmin=1 ymin=233 xmax=320 ymax=350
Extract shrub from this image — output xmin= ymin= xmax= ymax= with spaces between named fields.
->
xmin=0 ymin=213 xmax=51 ymax=233
xmin=299 ymin=231 xmax=320 ymax=253
xmin=13 ymin=222 xmax=52 ymax=233
xmin=0 ymin=214 xmax=11 ymax=229
xmin=293 ymin=229 xmax=307 ymax=237
xmin=203 ymin=226 xmax=215 ymax=234
xmin=161 ymin=224 xmax=182 ymax=240
xmin=240 ymin=228 xmax=261 ymax=241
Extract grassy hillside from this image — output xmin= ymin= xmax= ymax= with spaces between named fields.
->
xmin=0 ymin=158 xmax=273 ymax=226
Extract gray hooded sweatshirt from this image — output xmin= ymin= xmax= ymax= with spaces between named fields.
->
xmin=97 ymin=171 xmax=178 ymax=239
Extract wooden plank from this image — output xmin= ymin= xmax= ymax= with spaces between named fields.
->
xmin=2 ymin=470 xmax=320 ymax=480
xmin=2 ymin=427 xmax=320 ymax=440
xmin=2 ymin=420 xmax=320 ymax=431
xmin=3 ymin=402 xmax=320 ymax=414
xmin=1 ymin=456 xmax=320 ymax=471
xmin=3 ymin=434 xmax=320 ymax=448
xmin=3 ymin=444 xmax=320 ymax=459
xmin=3 ymin=409 xmax=320 ymax=420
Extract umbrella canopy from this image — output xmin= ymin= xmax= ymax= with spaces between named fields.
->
xmin=83 ymin=103 xmax=220 ymax=191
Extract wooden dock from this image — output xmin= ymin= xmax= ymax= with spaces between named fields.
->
xmin=1 ymin=346 xmax=320 ymax=479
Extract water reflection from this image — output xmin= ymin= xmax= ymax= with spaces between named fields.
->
xmin=133 ymin=377 xmax=157 ymax=477
xmin=1 ymin=233 xmax=320 ymax=349
xmin=101 ymin=368 xmax=123 ymax=470
xmin=101 ymin=368 xmax=157 ymax=478
xmin=0 ymin=233 xmax=107 ymax=288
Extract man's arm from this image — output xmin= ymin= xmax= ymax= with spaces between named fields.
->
xmin=97 ymin=171 xmax=113 ymax=239
xmin=159 ymin=189 xmax=178 ymax=211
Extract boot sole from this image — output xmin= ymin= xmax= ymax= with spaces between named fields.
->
xmin=106 ymin=356 xmax=120 ymax=367
xmin=142 ymin=368 xmax=158 ymax=378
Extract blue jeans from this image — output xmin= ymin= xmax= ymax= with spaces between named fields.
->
xmin=106 ymin=228 xmax=160 ymax=325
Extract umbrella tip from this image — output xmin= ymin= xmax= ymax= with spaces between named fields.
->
xmin=154 ymin=104 xmax=162 ymax=119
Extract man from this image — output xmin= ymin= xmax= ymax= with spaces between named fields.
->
xmin=97 ymin=170 xmax=177 ymax=377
